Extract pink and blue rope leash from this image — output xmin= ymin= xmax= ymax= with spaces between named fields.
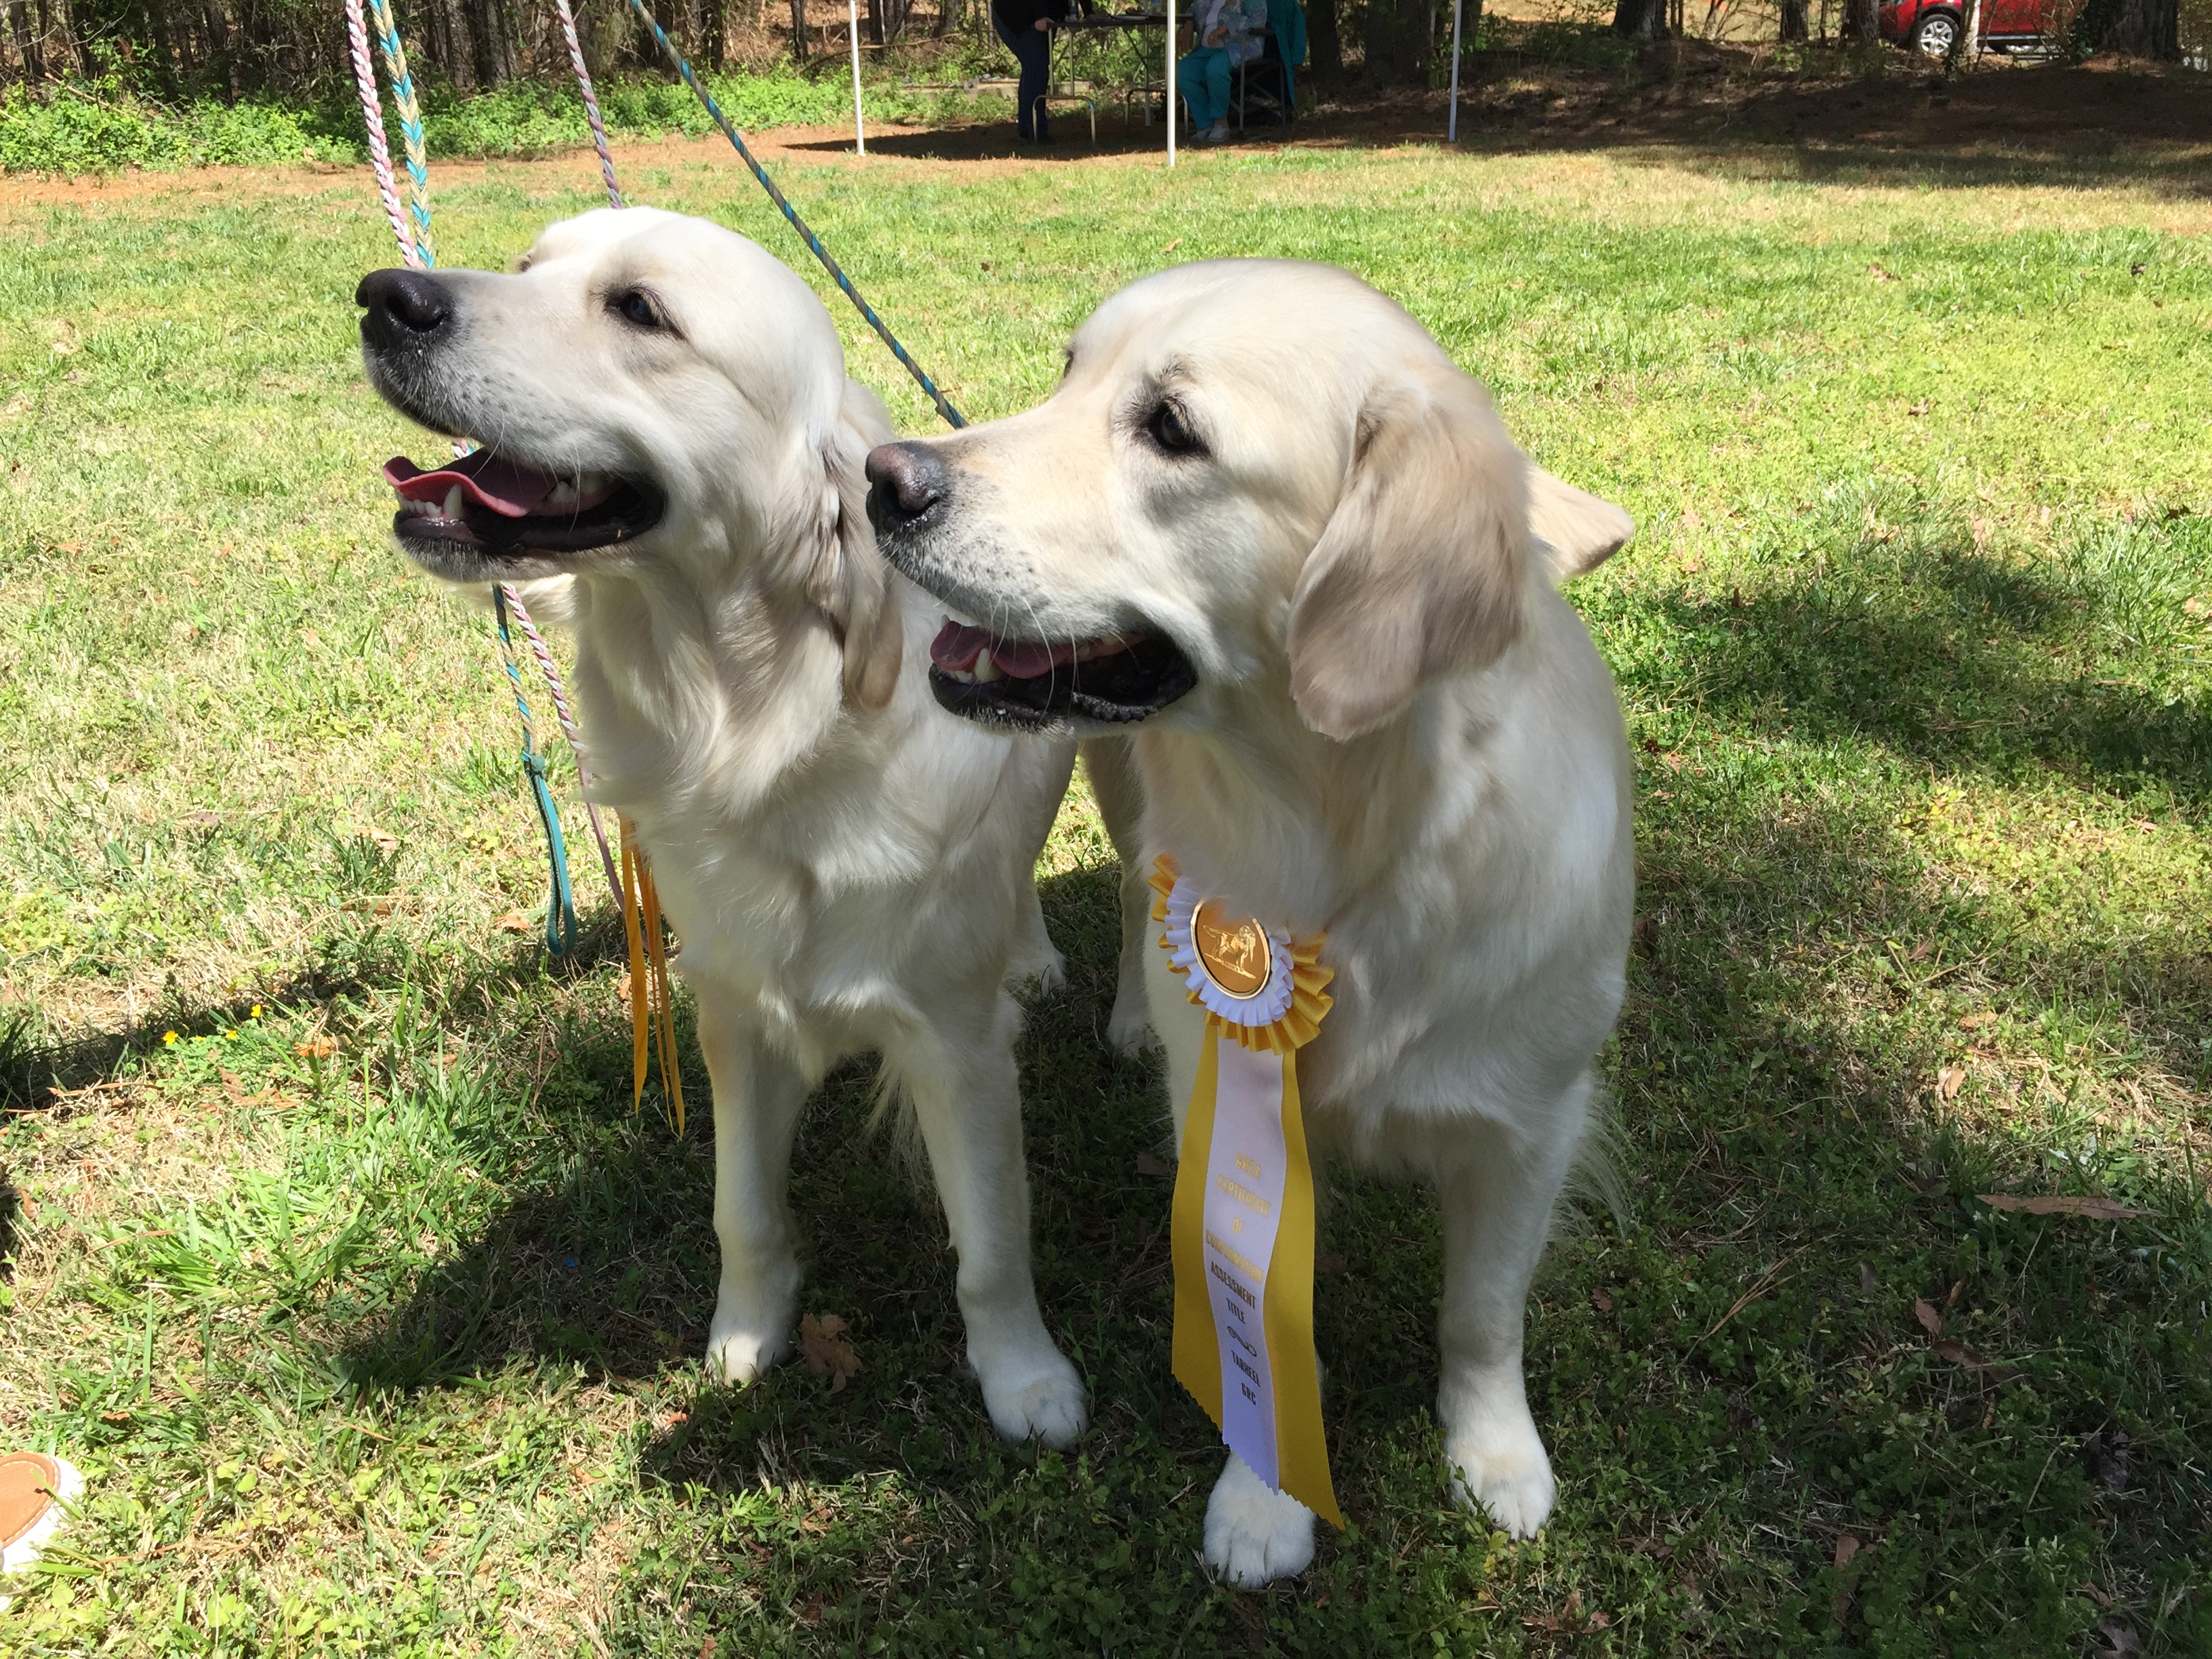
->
xmin=620 ymin=0 xmax=968 ymax=431
xmin=344 ymin=0 xmax=621 ymax=952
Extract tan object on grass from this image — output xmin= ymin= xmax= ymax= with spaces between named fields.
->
xmin=0 ymin=1451 xmax=85 ymax=1607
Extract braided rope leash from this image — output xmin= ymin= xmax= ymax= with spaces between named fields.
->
xmin=500 ymin=586 xmax=622 ymax=905
xmin=552 ymin=0 xmax=626 ymax=209
xmin=621 ymin=0 xmax=967 ymax=431
xmin=342 ymin=0 xmax=418 ymax=266
xmin=491 ymin=587 xmax=581 ymax=956
xmin=363 ymin=0 xmax=436 ymax=267
xmin=343 ymin=5 xmax=626 ymax=951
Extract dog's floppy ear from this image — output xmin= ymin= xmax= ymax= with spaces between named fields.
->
xmin=808 ymin=380 xmax=904 ymax=712
xmin=1528 ymin=466 xmax=1634 ymax=581
xmin=1287 ymin=362 xmax=1530 ymax=741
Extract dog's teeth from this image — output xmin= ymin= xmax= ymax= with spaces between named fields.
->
xmin=577 ymin=471 xmax=607 ymax=495
xmin=548 ymin=480 xmax=577 ymax=508
xmin=441 ymin=485 xmax=465 ymax=523
xmin=944 ymin=668 xmax=977 ymax=684
xmin=973 ymin=650 xmax=1002 ymax=683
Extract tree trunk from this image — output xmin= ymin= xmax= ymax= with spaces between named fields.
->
xmin=1778 ymin=0 xmax=1805 ymax=37
xmin=2109 ymin=0 xmax=2177 ymax=54
xmin=702 ymin=0 xmax=724 ymax=64
xmin=1839 ymin=0 xmax=1875 ymax=38
xmin=789 ymin=0 xmax=806 ymax=58
xmin=1364 ymin=0 xmax=1432 ymax=81
xmin=864 ymin=0 xmax=881 ymax=45
xmin=1611 ymin=0 xmax=1667 ymax=37
xmin=9 ymin=0 xmax=43 ymax=77
xmin=1308 ymin=0 xmax=1339 ymax=74
xmin=934 ymin=0 xmax=959 ymax=38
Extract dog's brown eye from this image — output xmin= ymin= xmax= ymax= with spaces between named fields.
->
xmin=1147 ymin=401 xmax=1200 ymax=455
xmin=613 ymin=289 xmax=664 ymax=330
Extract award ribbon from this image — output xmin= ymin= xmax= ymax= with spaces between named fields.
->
xmin=1151 ymin=856 xmax=1343 ymax=1529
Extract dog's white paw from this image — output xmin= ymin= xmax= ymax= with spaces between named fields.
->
xmin=705 ymin=1301 xmax=794 ymax=1385
xmin=1202 ymin=1454 xmax=1315 ymax=1587
xmin=976 ymin=1349 xmax=1088 ymax=1448
xmin=1104 ymin=991 xmax=1155 ymax=1056
xmin=1443 ymin=1414 xmax=1557 ymax=1538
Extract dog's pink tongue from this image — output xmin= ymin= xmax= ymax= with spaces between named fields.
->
xmin=929 ymin=620 xmax=1138 ymax=678
xmin=384 ymin=452 xmax=558 ymax=518
xmin=930 ymin=621 xmax=994 ymax=673
xmin=928 ymin=623 xmax=1065 ymax=677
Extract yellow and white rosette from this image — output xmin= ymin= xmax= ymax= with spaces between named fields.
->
xmin=1151 ymin=855 xmax=1342 ymax=1529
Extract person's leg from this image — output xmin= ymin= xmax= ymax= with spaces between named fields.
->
xmin=1010 ymin=24 xmax=1052 ymax=140
xmin=1175 ymin=50 xmax=1210 ymax=127
xmin=1203 ymin=48 xmax=1232 ymax=131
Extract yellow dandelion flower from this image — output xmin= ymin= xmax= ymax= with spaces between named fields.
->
xmin=163 ymin=1031 xmax=179 ymax=1046
xmin=249 ymin=1005 xmax=262 ymax=1019
xmin=223 ymin=1029 xmax=238 ymax=1040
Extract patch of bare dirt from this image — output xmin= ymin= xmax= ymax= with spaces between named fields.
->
xmin=1 ymin=47 xmax=2202 ymax=213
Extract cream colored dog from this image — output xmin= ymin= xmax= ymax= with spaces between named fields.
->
xmin=865 ymin=260 xmax=1635 ymax=1584
xmin=354 ymin=207 xmax=1087 ymax=1448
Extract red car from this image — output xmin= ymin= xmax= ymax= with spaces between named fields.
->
xmin=1879 ymin=0 xmax=2053 ymax=55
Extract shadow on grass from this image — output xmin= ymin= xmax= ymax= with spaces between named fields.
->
xmin=775 ymin=43 xmax=2210 ymax=200
xmin=35 ymin=518 xmax=2207 ymax=1648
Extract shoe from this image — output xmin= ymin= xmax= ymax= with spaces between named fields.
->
xmin=0 ymin=1452 xmax=83 ymax=1610
xmin=1200 ymin=120 xmax=1230 ymax=144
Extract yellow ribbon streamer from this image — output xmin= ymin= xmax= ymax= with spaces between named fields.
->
xmin=619 ymin=815 xmax=685 ymax=1136
xmin=1153 ymin=856 xmax=1343 ymax=1528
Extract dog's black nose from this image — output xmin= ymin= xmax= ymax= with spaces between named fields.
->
xmin=356 ymin=268 xmax=453 ymax=350
xmin=865 ymin=442 xmax=947 ymax=535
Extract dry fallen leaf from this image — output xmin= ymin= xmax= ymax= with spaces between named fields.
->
xmin=1957 ymin=1010 xmax=1998 ymax=1029
xmin=1134 ymin=1151 xmax=1174 ymax=1182
xmin=1937 ymin=1064 xmax=1966 ymax=1101
xmin=800 ymin=1313 xmax=861 ymax=1393
xmin=1315 ymin=1251 xmax=1348 ymax=1275
xmin=295 ymin=1036 xmax=336 ymax=1060
xmin=492 ymin=911 xmax=533 ymax=935
xmin=1932 ymin=1338 xmax=2020 ymax=1381
xmin=1868 ymin=261 xmax=1899 ymax=281
xmin=1833 ymin=1534 xmax=1861 ymax=1569
xmin=1161 ymin=236 xmax=1184 ymax=254
xmin=1913 ymin=1298 xmax=1944 ymax=1336
xmin=615 ymin=970 xmax=634 ymax=1009
xmin=1591 ymin=1287 xmax=1615 ymax=1314
xmin=2096 ymin=1617 xmax=2144 ymax=1656
xmin=1978 ymin=1193 xmax=2142 ymax=1221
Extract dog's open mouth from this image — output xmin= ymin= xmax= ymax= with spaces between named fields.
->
xmin=926 ymin=621 xmax=1196 ymax=729
xmin=384 ymin=449 xmax=663 ymax=556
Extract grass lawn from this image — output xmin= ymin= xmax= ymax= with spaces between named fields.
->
xmin=1 ymin=119 xmax=2209 ymax=1656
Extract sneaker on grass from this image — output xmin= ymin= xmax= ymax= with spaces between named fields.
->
xmin=0 ymin=1452 xmax=83 ymax=1609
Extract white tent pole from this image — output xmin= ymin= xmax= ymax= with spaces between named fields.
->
xmin=1166 ymin=0 xmax=1177 ymax=167
xmin=848 ymin=0 xmax=866 ymax=155
xmin=1446 ymin=0 xmax=1463 ymax=143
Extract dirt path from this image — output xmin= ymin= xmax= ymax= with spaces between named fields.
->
xmin=3 ymin=52 xmax=2203 ymax=216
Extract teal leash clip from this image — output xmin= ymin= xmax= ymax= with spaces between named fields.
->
xmin=493 ymin=585 xmax=580 ymax=956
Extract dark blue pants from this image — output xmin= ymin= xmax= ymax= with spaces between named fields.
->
xmin=994 ymin=17 xmax=1052 ymax=140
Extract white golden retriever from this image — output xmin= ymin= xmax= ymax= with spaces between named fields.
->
xmin=863 ymin=260 xmax=1635 ymax=1584
xmin=354 ymin=207 xmax=1088 ymax=1447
